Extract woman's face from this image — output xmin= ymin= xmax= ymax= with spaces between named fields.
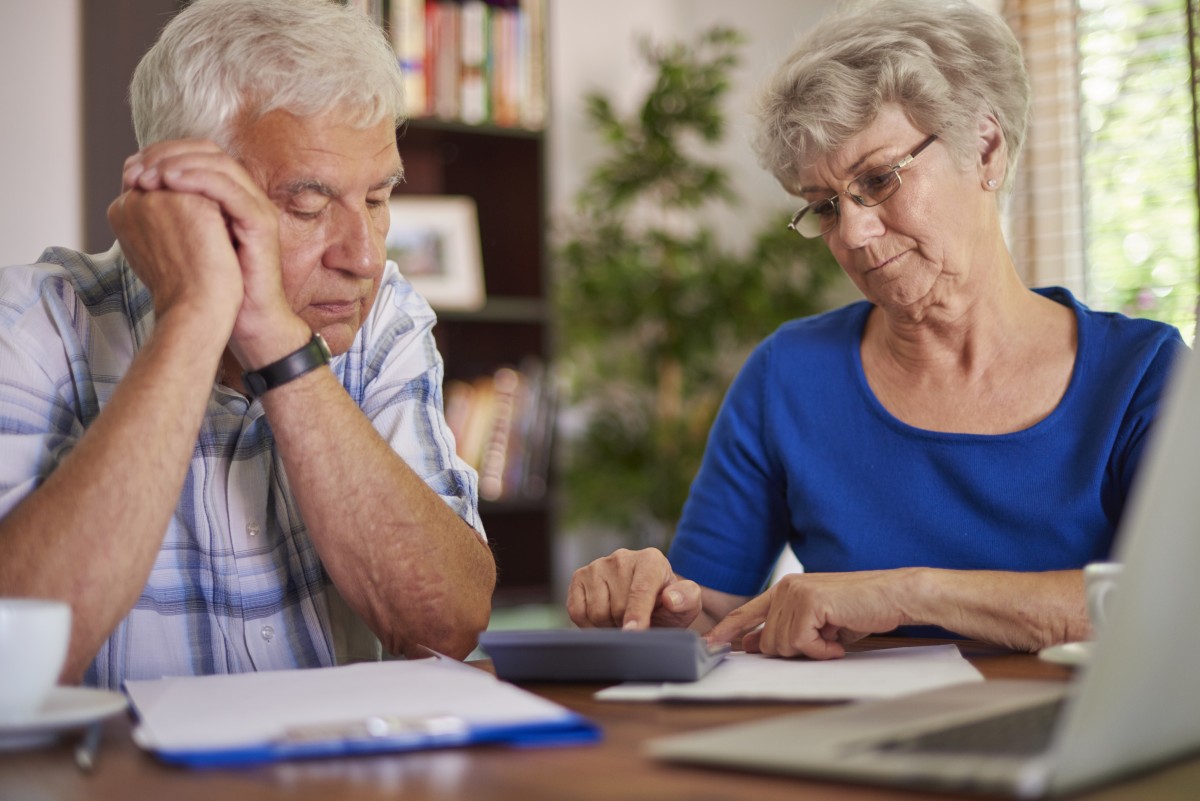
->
xmin=795 ymin=105 xmax=997 ymax=316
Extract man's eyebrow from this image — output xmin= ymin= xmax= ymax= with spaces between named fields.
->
xmin=373 ymin=169 xmax=405 ymax=192
xmin=277 ymin=179 xmax=338 ymax=199
xmin=275 ymin=169 xmax=402 ymax=199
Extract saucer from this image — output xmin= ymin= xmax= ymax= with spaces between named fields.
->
xmin=1038 ymin=640 xmax=1095 ymax=667
xmin=0 ymin=687 xmax=127 ymax=751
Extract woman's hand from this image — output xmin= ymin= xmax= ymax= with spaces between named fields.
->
xmin=566 ymin=548 xmax=704 ymax=630
xmin=705 ymin=569 xmax=919 ymax=659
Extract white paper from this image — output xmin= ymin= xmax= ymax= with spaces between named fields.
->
xmin=594 ymin=644 xmax=983 ymax=703
xmin=125 ymin=656 xmax=577 ymax=752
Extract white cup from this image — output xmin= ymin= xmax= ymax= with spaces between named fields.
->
xmin=1084 ymin=562 xmax=1123 ymax=638
xmin=0 ymin=599 xmax=72 ymax=722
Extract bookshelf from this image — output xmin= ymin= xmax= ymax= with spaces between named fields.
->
xmin=374 ymin=0 xmax=557 ymax=606
xmin=394 ymin=119 xmax=555 ymax=606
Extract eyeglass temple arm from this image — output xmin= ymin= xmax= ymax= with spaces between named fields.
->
xmin=897 ymin=134 xmax=939 ymax=168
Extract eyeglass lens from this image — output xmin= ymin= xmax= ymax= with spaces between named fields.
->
xmin=789 ymin=164 xmax=904 ymax=239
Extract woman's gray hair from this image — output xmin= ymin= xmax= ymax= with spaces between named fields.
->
xmin=130 ymin=0 xmax=406 ymax=149
xmin=753 ymin=0 xmax=1029 ymax=193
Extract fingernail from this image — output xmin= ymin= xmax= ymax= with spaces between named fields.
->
xmin=622 ymin=619 xmax=639 ymax=630
xmin=665 ymin=590 xmax=682 ymax=607
xmin=140 ymin=166 xmax=158 ymax=184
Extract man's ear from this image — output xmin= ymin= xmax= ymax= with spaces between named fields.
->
xmin=978 ymin=113 xmax=1007 ymax=190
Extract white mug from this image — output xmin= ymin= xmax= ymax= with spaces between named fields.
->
xmin=1083 ymin=562 xmax=1123 ymax=638
xmin=0 ymin=598 xmax=72 ymax=722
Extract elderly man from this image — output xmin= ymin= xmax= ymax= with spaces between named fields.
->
xmin=0 ymin=0 xmax=495 ymax=688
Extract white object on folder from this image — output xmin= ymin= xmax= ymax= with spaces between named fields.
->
xmin=125 ymin=654 xmax=597 ymax=766
xmin=595 ymin=644 xmax=983 ymax=702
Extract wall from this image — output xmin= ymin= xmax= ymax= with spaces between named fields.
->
xmin=0 ymin=1 xmax=82 ymax=267
xmin=547 ymin=0 xmax=828 ymax=250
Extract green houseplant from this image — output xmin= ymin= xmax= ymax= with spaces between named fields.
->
xmin=555 ymin=26 xmax=844 ymax=548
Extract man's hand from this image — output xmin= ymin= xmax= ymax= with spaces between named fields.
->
xmin=119 ymin=139 xmax=304 ymax=366
xmin=705 ymin=570 xmax=917 ymax=659
xmin=567 ymin=548 xmax=704 ymax=630
xmin=108 ymin=153 xmax=243 ymax=331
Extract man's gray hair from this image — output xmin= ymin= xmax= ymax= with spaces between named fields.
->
xmin=130 ymin=0 xmax=406 ymax=148
xmin=753 ymin=0 xmax=1029 ymax=193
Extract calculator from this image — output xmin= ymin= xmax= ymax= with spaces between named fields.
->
xmin=479 ymin=627 xmax=731 ymax=683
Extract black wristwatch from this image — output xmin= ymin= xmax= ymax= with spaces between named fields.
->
xmin=242 ymin=332 xmax=332 ymax=397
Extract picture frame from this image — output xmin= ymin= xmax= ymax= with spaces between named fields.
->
xmin=385 ymin=195 xmax=486 ymax=311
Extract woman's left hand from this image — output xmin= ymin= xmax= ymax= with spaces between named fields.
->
xmin=705 ymin=569 xmax=918 ymax=659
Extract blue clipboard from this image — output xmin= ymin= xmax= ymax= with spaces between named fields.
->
xmin=123 ymin=654 xmax=601 ymax=768
xmin=147 ymin=711 xmax=601 ymax=768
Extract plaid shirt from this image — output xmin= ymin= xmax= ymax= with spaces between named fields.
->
xmin=0 ymin=245 xmax=484 ymax=689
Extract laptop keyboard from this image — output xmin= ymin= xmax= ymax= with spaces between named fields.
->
xmin=877 ymin=699 xmax=1064 ymax=757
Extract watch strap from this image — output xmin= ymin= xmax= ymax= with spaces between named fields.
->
xmin=242 ymin=332 xmax=331 ymax=397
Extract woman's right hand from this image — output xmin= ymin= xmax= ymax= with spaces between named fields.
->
xmin=567 ymin=548 xmax=704 ymax=630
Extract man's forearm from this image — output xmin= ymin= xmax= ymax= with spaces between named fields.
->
xmin=0 ymin=313 xmax=228 ymax=681
xmin=261 ymin=366 xmax=496 ymax=660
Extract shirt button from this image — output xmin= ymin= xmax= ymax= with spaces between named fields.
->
xmin=261 ymin=625 xmax=275 ymax=642
xmin=247 ymin=522 xmax=261 ymax=537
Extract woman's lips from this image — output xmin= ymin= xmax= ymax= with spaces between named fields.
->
xmin=867 ymin=251 xmax=906 ymax=273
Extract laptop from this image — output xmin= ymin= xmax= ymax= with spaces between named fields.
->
xmin=648 ymin=347 xmax=1200 ymax=798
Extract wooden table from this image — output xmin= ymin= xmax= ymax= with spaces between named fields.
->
xmin=3 ymin=638 xmax=1199 ymax=800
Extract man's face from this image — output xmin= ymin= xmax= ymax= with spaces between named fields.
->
xmin=234 ymin=109 xmax=403 ymax=355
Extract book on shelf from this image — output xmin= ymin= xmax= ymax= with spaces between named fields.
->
xmin=488 ymin=3 xmax=518 ymax=127
xmin=517 ymin=0 xmax=546 ymax=129
xmin=341 ymin=0 xmax=544 ymax=129
xmin=445 ymin=359 xmax=555 ymax=502
xmin=390 ymin=0 xmax=427 ymax=117
xmin=388 ymin=0 xmax=546 ymax=130
xmin=426 ymin=0 xmax=461 ymax=120
xmin=458 ymin=0 xmax=490 ymax=125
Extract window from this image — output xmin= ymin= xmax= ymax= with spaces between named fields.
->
xmin=1005 ymin=0 xmax=1199 ymax=343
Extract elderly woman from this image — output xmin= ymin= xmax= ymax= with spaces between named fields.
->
xmin=567 ymin=0 xmax=1186 ymax=658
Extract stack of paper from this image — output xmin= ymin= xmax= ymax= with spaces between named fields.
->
xmin=595 ymin=644 xmax=984 ymax=703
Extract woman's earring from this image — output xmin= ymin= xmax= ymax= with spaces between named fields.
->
xmin=987 ymin=179 xmax=998 ymax=189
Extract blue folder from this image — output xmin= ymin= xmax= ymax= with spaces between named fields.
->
xmin=123 ymin=654 xmax=601 ymax=768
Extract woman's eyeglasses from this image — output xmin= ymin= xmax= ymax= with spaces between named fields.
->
xmin=788 ymin=134 xmax=939 ymax=239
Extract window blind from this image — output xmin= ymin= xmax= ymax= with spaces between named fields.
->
xmin=1004 ymin=0 xmax=1199 ymax=341
xmin=1003 ymin=0 xmax=1087 ymax=294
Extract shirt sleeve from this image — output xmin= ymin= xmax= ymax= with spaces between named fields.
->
xmin=668 ymin=337 xmax=790 ymax=595
xmin=1109 ymin=330 xmax=1190 ymax=501
xmin=0 ymin=270 xmax=87 ymax=518
xmin=339 ymin=263 xmax=485 ymax=539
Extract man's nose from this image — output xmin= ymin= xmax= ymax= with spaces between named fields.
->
xmin=326 ymin=205 xmax=381 ymax=276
